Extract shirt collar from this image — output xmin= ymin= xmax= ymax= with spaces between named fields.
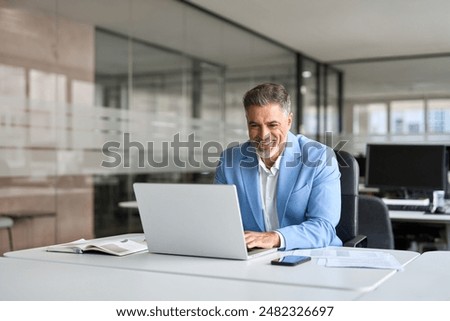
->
xmin=258 ymin=155 xmax=281 ymax=175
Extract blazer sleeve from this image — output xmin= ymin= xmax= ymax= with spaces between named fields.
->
xmin=277 ymin=147 xmax=342 ymax=250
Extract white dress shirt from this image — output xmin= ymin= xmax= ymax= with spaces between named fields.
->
xmin=258 ymin=156 xmax=286 ymax=248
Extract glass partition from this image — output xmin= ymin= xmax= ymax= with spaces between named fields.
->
xmin=326 ymin=68 xmax=339 ymax=134
xmin=0 ymin=0 xmax=304 ymax=241
xmin=0 ymin=0 xmax=346 ymax=244
xmin=0 ymin=1 xmax=95 ymax=253
xmin=301 ymin=59 xmax=318 ymax=136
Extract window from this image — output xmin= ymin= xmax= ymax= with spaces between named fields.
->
xmin=352 ymin=98 xmax=450 ymax=137
xmin=353 ymin=103 xmax=388 ymax=135
xmin=390 ymin=100 xmax=425 ymax=134
xmin=428 ymin=99 xmax=450 ymax=133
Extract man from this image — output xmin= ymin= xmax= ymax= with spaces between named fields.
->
xmin=214 ymin=83 xmax=342 ymax=250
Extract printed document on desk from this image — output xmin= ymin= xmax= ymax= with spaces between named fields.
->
xmin=293 ymin=248 xmax=404 ymax=270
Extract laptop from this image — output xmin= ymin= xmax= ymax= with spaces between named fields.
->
xmin=133 ymin=183 xmax=277 ymax=260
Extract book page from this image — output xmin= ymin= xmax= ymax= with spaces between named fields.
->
xmin=46 ymin=239 xmax=88 ymax=253
xmin=89 ymin=239 xmax=147 ymax=256
xmin=47 ymin=236 xmax=147 ymax=256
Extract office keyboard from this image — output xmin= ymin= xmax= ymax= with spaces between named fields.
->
xmin=387 ymin=204 xmax=431 ymax=212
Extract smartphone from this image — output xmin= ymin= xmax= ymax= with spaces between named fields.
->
xmin=271 ymin=255 xmax=311 ymax=266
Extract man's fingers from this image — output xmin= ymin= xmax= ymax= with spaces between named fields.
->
xmin=244 ymin=231 xmax=279 ymax=249
xmin=244 ymin=232 xmax=257 ymax=248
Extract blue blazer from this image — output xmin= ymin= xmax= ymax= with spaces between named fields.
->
xmin=214 ymin=132 xmax=342 ymax=250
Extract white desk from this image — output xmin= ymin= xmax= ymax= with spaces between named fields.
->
xmin=357 ymin=251 xmax=450 ymax=300
xmin=0 ymin=257 xmax=360 ymax=300
xmin=390 ymin=210 xmax=450 ymax=249
xmin=4 ymin=234 xmax=419 ymax=293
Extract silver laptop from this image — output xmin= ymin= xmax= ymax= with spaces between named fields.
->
xmin=133 ymin=183 xmax=277 ymax=260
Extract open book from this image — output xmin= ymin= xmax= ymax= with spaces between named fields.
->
xmin=46 ymin=236 xmax=148 ymax=256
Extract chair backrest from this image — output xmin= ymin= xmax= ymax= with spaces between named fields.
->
xmin=334 ymin=150 xmax=359 ymax=243
xmin=358 ymin=195 xmax=395 ymax=249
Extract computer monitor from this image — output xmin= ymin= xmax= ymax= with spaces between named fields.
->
xmin=365 ymin=144 xmax=448 ymax=196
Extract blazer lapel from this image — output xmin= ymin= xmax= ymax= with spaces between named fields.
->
xmin=277 ymin=132 xmax=303 ymax=223
xmin=239 ymin=144 xmax=265 ymax=231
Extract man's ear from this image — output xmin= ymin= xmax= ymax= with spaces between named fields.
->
xmin=287 ymin=112 xmax=293 ymax=128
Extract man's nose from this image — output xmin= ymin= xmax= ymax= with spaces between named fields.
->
xmin=260 ymin=126 xmax=271 ymax=141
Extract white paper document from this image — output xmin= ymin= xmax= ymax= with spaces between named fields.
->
xmin=292 ymin=248 xmax=404 ymax=270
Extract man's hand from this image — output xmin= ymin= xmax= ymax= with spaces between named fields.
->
xmin=244 ymin=231 xmax=280 ymax=249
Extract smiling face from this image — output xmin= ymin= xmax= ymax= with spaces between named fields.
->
xmin=246 ymin=103 xmax=292 ymax=167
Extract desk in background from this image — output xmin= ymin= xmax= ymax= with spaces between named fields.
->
xmin=389 ymin=210 xmax=450 ymax=250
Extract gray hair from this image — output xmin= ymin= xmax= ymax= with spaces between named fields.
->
xmin=243 ymin=83 xmax=291 ymax=115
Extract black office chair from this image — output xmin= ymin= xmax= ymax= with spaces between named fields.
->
xmin=334 ymin=150 xmax=367 ymax=247
xmin=358 ymin=195 xmax=395 ymax=249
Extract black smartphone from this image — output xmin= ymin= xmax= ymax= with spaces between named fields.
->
xmin=271 ymin=255 xmax=311 ymax=266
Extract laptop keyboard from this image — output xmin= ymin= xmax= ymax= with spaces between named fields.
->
xmin=247 ymin=248 xmax=270 ymax=255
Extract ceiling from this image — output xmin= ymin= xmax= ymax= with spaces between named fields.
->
xmin=188 ymin=0 xmax=450 ymax=99
xmin=10 ymin=0 xmax=450 ymax=98
xmin=188 ymin=0 xmax=450 ymax=62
